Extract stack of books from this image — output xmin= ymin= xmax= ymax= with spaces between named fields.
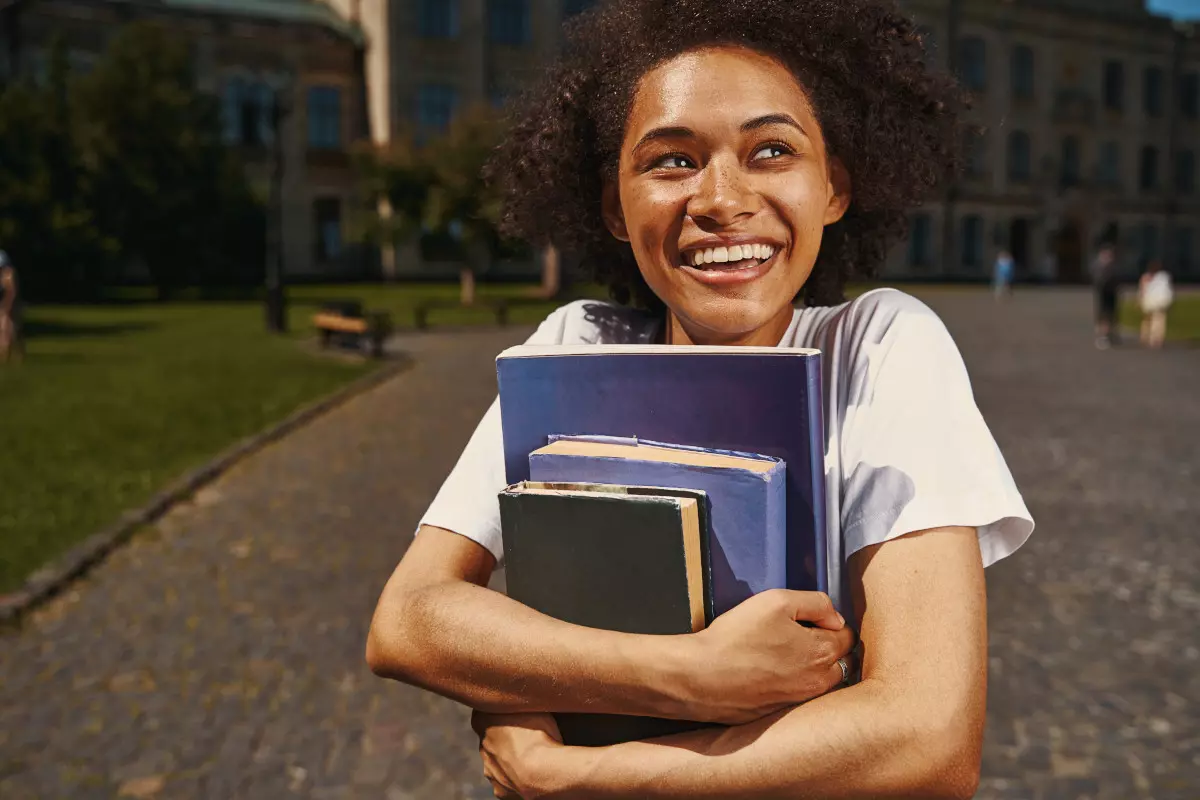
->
xmin=495 ymin=344 xmax=826 ymax=746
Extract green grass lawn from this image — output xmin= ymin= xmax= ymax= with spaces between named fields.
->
xmin=1120 ymin=290 xmax=1200 ymax=341
xmin=0 ymin=301 xmax=381 ymax=594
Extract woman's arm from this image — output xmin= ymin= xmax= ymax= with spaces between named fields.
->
xmin=367 ymin=526 xmax=855 ymax=724
xmin=480 ymin=525 xmax=986 ymax=800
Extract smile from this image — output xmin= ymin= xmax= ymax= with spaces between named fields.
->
xmin=677 ymin=240 xmax=781 ymax=287
xmin=684 ymin=243 xmax=777 ymax=269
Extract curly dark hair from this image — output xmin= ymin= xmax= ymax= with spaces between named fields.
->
xmin=487 ymin=0 xmax=968 ymax=309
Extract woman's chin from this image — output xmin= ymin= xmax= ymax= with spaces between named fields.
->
xmin=672 ymin=297 xmax=792 ymax=345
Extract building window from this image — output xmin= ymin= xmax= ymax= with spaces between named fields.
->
xmin=307 ymin=86 xmax=342 ymax=150
xmin=1060 ymin=136 xmax=1081 ymax=188
xmin=1181 ymin=73 xmax=1199 ymax=120
xmin=1177 ymin=150 xmax=1196 ymax=195
xmin=961 ymin=215 xmax=984 ymax=269
xmin=1140 ymin=145 xmax=1160 ymax=192
xmin=489 ymin=0 xmax=530 ymax=45
xmin=221 ymin=78 xmax=244 ymax=144
xmin=1011 ymin=45 xmax=1034 ymax=101
xmin=908 ymin=214 xmax=933 ymax=267
xmin=1137 ymin=222 xmax=1160 ymax=266
xmin=419 ymin=0 xmax=459 ymax=39
xmin=1144 ymin=66 xmax=1164 ymax=118
xmin=965 ymin=130 xmax=987 ymax=178
xmin=1103 ymin=60 xmax=1124 ymax=111
xmin=314 ymin=198 xmax=342 ymax=263
xmin=222 ymin=78 xmax=275 ymax=147
xmin=1098 ymin=141 xmax=1121 ymax=188
xmin=958 ymin=37 xmax=987 ymax=92
xmin=1007 ymin=131 xmax=1031 ymax=182
xmin=417 ymin=84 xmax=459 ymax=132
xmin=1173 ymin=227 xmax=1194 ymax=273
xmin=563 ymin=0 xmax=595 ymax=16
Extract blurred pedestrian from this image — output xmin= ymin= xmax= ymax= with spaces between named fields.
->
xmin=0 ymin=250 xmax=22 ymax=363
xmin=1138 ymin=260 xmax=1173 ymax=350
xmin=1090 ymin=244 xmax=1119 ymax=349
xmin=992 ymin=249 xmax=1014 ymax=300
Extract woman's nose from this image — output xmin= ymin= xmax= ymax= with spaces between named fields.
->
xmin=686 ymin=159 xmax=759 ymax=227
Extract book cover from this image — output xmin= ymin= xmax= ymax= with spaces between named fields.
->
xmin=499 ymin=482 xmax=714 ymax=746
xmin=497 ymin=344 xmax=827 ymax=594
xmin=528 ymin=437 xmax=785 ymax=618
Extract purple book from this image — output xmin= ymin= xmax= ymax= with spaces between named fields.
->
xmin=496 ymin=343 xmax=827 ymax=595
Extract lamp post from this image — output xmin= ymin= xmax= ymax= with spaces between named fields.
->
xmin=265 ymin=73 xmax=293 ymax=333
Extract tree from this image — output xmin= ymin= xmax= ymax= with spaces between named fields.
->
xmin=74 ymin=21 xmax=256 ymax=299
xmin=350 ymin=134 xmax=435 ymax=280
xmin=0 ymin=41 xmax=113 ymax=299
xmin=421 ymin=109 xmax=507 ymax=304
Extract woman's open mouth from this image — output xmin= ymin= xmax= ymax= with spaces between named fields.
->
xmin=679 ymin=243 xmax=779 ymax=285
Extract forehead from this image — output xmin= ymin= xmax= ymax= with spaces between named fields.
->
xmin=628 ymin=46 xmax=819 ymax=133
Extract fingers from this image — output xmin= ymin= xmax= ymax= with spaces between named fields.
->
xmin=820 ymin=642 xmax=859 ymax=695
xmin=823 ymin=647 xmax=860 ymax=692
xmin=768 ymin=589 xmax=844 ymax=630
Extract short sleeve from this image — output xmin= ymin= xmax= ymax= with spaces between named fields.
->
xmin=836 ymin=292 xmax=1033 ymax=567
xmin=415 ymin=302 xmax=598 ymax=562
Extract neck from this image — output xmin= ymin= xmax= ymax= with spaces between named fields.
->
xmin=663 ymin=307 xmax=794 ymax=347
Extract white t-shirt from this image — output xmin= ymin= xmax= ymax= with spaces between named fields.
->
xmin=419 ymin=289 xmax=1034 ymax=613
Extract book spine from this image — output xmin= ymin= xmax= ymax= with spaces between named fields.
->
xmin=766 ymin=465 xmax=788 ymax=593
xmin=804 ymin=354 xmax=828 ymax=595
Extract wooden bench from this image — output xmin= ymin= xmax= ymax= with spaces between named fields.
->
xmin=313 ymin=302 xmax=392 ymax=358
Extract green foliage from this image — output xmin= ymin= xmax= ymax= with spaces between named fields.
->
xmin=0 ymin=22 xmax=263 ymax=301
xmin=352 ymin=108 xmax=520 ymax=272
xmin=0 ymin=40 xmax=115 ymax=298
xmin=422 ymin=109 xmax=507 ymax=254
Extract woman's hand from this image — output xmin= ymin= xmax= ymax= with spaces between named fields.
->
xmin=684 ymin=590 xmax=856 ymax=724
xmin=472 ymin=710 xmax=566 ymax=799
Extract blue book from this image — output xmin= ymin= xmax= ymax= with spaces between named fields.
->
xmin=528 ymin=437 xmax=786 ymax=618
xmin=497 ymin=343 xmax=827 ymax=595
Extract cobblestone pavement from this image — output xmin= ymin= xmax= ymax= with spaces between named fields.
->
xmin=1 ymin=289 xmax=1197 ymax=799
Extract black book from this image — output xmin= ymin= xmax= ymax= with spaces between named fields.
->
xmin=498 ymin=481 xmax=717 ymax=747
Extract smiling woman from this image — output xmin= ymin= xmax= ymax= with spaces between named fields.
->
xmin=367 ymin=2 xmax=1034 ymax=798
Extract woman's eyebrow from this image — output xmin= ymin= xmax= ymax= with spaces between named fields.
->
xmin=632 ymin=126 xmax=694 ymax=153
xmin=741 ymin=113 xmax=808 ymax=137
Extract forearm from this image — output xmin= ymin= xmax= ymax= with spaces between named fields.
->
xmin=547 ymin=678 xmax=978 ymax=800
xmin=367 ymin=576 xmax=696 ymax=718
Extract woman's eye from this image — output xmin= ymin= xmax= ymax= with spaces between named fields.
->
xmin=654 ymin=154 xmax=696 ymax=170
xmin=752 ymin=144 xmax=791 ymax=161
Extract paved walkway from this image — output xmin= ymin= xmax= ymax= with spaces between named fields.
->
xmin=1 ymin=289 xmax=1197 ymax=799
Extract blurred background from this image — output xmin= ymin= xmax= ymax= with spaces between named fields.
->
xmin=0 ymin=1 xmax=1198 ymax=798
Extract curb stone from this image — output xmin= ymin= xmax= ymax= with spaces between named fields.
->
xmin=0 ymin=355 xmax=413 ymax=626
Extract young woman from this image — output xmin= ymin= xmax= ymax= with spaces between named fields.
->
xmin=367 ymin=1 xmax=1034 ymax=797
xmin=1138 ymin=260 xmax=1173 ymax=349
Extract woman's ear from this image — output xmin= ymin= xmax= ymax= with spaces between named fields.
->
xmin=824 ymin=156 xmax=852 ymax=226
xmin=602 ymin=182 xmax=631 ymax=242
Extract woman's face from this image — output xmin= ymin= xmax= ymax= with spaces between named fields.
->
xmin=603 ymin=46 xmax=851 ymax=346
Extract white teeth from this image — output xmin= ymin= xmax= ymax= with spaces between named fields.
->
xmin=686 ymin=243 xmax=776 ymax=267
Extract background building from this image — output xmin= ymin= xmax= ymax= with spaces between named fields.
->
xmin=892 ymin=0 xmax=1200 ymax=282
xmin=322 ymin=0 xmax=595 ymax=144
xmin=1 ymin=0 xmax=370 ymax=279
